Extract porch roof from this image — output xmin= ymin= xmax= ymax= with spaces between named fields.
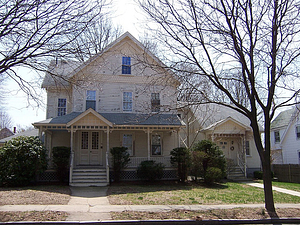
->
xmin=33 ymin=111 xmax=183 ymax=127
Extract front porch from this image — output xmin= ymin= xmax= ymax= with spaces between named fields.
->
xmin=34 ymin=109 xmax=182 ymax=186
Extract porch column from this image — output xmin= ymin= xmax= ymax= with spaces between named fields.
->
xmin=106 ymin=127 xmax=110 ymax=183
xmin=147 ymin=128 xmax=150 ymax=160
xmin=243 ymin=134 xmax=247 ymax=177
xmin=69 ymin=126 xmax=75 ymax=184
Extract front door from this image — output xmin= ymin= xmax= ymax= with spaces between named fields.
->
xmin=80 ymin=131 xmax=103 ymax=165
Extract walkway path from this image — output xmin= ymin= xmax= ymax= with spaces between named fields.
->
xmin=0 ymin=183 xmax=300 ymax=222
xmin=245 ymin=182 xmax=300 ymax=197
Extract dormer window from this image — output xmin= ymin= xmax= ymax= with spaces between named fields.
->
xmin=86 ymin=90 xmax=96 ymax=110
xmin=122 ymin=57 xmax=131 ymax=74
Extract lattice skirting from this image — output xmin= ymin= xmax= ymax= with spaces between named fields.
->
xmin=37 ymin=170 xmax=60 ymax=182
xmin=110 ymin=169 xmax=178 ymax=181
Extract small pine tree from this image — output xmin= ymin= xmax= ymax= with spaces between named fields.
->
xmin=170 ymin=147 xmax=190 ymax=182
xmin=110 ymin=147 xmax=130 ymax=182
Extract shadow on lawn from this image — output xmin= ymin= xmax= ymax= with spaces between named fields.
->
xmin=107 ymin=180 xmax=229 ymax=196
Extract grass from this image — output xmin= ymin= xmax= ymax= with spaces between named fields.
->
xmin=107 ymin=181 xmax=300 ymax=205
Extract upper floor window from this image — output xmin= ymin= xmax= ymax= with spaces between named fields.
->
xmin=151 ymin=93 xmax=160 ymax=112
xmin=245 ymin=141 xmax=250 ymax=156
xmin=122 ymin=57 xmax=131 ymax=74
xmin=296 ymin=126 xmax=300 ymax=139
xmin=57 ymin=98 xmax=66 ymax=116
xmin=86 ymin=90 xmax=96 ymax=110
xmin=274 ymin=131 xmax=280 ymax=143
xmin=123 ymin=92 xmax=132 ymax=111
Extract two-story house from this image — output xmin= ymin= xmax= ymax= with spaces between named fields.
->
xmin=271 ymin=107 xmax=300 ymax=164
xmin=33 ymin=32 xmax=183 ymax=186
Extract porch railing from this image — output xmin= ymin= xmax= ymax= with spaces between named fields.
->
xmin=237 ymin=152 xmax=247 ymax=177
xmin=106 ymin=151 xmax=109 ymax=183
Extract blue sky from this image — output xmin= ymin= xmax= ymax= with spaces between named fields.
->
xmin=4 ymin=0 xmax=142 ymax=130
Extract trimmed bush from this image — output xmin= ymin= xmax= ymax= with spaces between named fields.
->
xmin=110 ymin=147 xmax=130 ymax=182
xmin=204 ymin=167 xmax=223 ymax=184
xmin=254 ymin=170 xmax=274 ymax=179
xmin=52 ymin=146 xmax=71 ymax=183
xmin=170 ymin=147 xmax=190 ymax=182
xmin=137 ymin=160 xmax=165 ymax=181
xmin=0 ymin=136 xmax=47 ymax=186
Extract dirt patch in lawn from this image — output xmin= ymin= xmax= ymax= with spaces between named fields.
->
xmin=0 ymin=211 xmax=69 ymax=222
xmin=0 ymin=185 xmax=71 ymax=205
xmin=111 ymin=208 xmax=300 ymax=220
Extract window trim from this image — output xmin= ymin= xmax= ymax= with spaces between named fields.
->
xmin=274 ymin=131 xmax=280 ymax=143
xmin=151 ymin=93 xmax=160 ymax=112
xmin=86 ymin=90 xmax=96 ymax=110
xmin=123 ymin=91 xmax=133 ymax=112
xmin=151 ymin=133 xmax=163 ymax=156
xmin=121 ymin=132 xmax=134 ymax=156
xmin=57 ymin=98 xmax=67 ymax=117
xmin=245 ymin=140 xmax=250 ymax=156
xmin=122 ymin=56 xmax=131 ymax=75
xmin=296 ymin=126 xmax=300 ymax=139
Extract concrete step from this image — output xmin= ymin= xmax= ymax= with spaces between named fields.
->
xmin=71 ymin=167 xmax=108 ymax=187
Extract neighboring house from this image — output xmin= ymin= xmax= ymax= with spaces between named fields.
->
xmin=33 ymin=32 xmax=182 ymax=186
xmin=270 ymin=107 xmax=300 ymax=164
xmin=0 ymin=127 xmax=14 ymax=141
xmin=0 ymin=129 xmax=39 ymax=147
xmin=178 ymin=104 xmax=261 ymax=178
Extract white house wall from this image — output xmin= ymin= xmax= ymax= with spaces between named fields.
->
xmin=46 ymin=89 xmax=72 ymax=119
xmin=281 ymin=120 xmax=300 ymax=164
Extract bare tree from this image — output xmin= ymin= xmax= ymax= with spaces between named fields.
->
xmin=138 ymin=0 xmax=300 ymax=214
xmin=0 ymin=111 xmax=13 ymax=130
xmin=0 ymin=0 xmax=112 ymax=104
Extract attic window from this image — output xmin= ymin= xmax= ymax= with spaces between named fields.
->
xmin=122 ymin=57 xmax=131 ymax=74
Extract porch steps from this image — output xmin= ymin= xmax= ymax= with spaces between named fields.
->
xmin=70 ymin=167 xmax=108 ymax=187
xmin=227 ymin=166 xmax=249 ymax=181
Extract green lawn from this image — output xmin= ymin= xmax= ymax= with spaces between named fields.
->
xmin=107 ymin=181 xmax=300 ymax=205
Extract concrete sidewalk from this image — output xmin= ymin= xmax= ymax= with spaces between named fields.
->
xmin=0 ymin=183 xmax=300 ymax=222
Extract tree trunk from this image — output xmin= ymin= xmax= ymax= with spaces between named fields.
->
xmin=262 ymin=158 xmax=275 ymax=213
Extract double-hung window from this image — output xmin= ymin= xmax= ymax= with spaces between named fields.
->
xmin=296 ymin=126 xmax=300 ymax=139
xmin=274 ymin=131 xmax=280 ymax=143
xmin=57 ymin=98 xmax=66 ymax=116
xmin=122 ymin=57 xmax=131 ymax=74
xmin=123 ymin=92 xmax=132 ymax=111
xmin=245 ymin=141 xmax=250 ymax=156
xmin=151 ymin=134 xmax=162 ymax=155
xmin=151 ymin=93 xmax=160 ymax=112
xmin=123 ymin=134 xmax=133 ymax=156
xmin=86 ymin=90 xmax=96 ymax=110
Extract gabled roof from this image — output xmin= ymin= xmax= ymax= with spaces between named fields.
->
xmin=270 ymin=108 xmax=295 ymax=130
xmin=66 ymin=108 xmax=113 ymax=127
xmin=0 ymin=129 xmax=39 ymax=143
xmin=202 ymin=116 xmax=251 ymax=131
xmin=42 ymin=32 xmax=179 ymax=88
xmin=33 ymin=111 xmax=182 ymax=127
